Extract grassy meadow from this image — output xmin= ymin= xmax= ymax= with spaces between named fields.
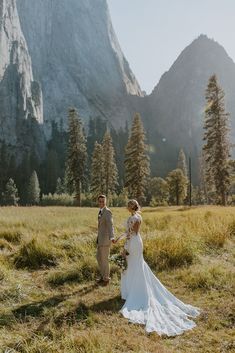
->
xmin=0 ymin=205 xmax=234 ymax=353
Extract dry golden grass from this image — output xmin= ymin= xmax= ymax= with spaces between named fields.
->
xmin=0 ymin=205 xmax=234 ymax=352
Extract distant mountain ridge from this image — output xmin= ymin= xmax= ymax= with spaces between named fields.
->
xmin=140 ymin=34 xmax=235 ymax=177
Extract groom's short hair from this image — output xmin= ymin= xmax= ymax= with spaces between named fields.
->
xmin=98 ymin=194 xmax=106 ymax=200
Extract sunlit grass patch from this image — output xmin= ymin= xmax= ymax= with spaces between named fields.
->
xmin=0 ymin=229 xmax=22 ymax=243
xmin=0 ymin=238 xmax=13 ymax=252
xmin=144 ymin=232 xmax=196 ymax=271
xmin=202 ymin=227 xmax=230 ymax=249
xmin=47 ymin=259 xmax=97 ymax=286
xmin=0 ymin=205 xmax=234 ymax=353
xmin=176 ymin=263 xmax=234 ymax=291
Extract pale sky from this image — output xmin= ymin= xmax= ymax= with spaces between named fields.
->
xmin=108 ymin=0 xmax=235 ymax=94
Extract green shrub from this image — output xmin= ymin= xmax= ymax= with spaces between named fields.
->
xmin=40 ymin=193 xmax=75 ymax=206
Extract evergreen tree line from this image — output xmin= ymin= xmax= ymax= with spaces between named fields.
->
xmin=0 ymin=74 xmax=233 ymax=206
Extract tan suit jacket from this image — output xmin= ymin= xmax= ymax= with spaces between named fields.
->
xmin=97 ymin=206 xmax=114 ymax=246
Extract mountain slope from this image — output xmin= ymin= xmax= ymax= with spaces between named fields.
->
xmin=17 ymin=0 xmax=143 ymax=137
xmin=0 ymin=0 xmax=44 ymax=152
xmin=144 ymin=35 xmax=235 ymax=177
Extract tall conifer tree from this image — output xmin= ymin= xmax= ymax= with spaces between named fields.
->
xmin=166 ymin=169 xmax=187 ymax=205
xmin=2 ymin=178 xmax=19 ymax=206
xmin=65 ymin=108 xmax=87 ymax=206
xmin=27 ymin=171 xmax=40 ymax=205
xmin=102 ymin=131 xmax=118 ymax=198
xmin=124 ymin=113 xmax=150 ymax=203
xmin=177 ymin=148 xmax=188 ymax=178
xmin=90 ymin=142 xmax=105 ymax=198
xmin=203 ymin=75 xmax=230 ymax=205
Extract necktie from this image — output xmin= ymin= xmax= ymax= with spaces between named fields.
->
xmin=98 ymin=209 xmax=102 ymax=219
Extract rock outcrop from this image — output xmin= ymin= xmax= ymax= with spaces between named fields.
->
xmin=17 ymin=0 xmax=143 ymax=137
xmin=0 ymin=0 xmax=44 ymax=151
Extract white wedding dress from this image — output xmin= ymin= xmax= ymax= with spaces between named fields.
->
xmin=120 ymin=213 xmax=200 ymax=336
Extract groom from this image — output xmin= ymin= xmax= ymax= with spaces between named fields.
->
xmin=96 ymin=194 xmax=115 ymax=286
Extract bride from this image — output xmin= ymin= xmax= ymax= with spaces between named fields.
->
xmin=114 ymin=199 xmax=200 ymax=337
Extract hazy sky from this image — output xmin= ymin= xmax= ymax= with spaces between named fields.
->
xmin=108 ymin=0 xmax=235 ymax=94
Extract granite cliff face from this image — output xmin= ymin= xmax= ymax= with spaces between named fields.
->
xmin=1 ymin=1 xmax=235 ymax=178
xmin=17 ymin=0 xmax=142 ymax=137
xmin=0 ymin=0 xmax=43 ymax=148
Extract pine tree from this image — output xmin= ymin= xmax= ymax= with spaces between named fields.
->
xmin=90 ymin=142 xmax=105 ymax=198
xmin=55 ymin=177 xmax=65 ymax=195
xmin=166 ymin=169 xmax=187 ymax=205
xmin=0 ymin=142 xmax=9 ymax=199
xmin=203 ymin=74 xmax=231 ymax=205
xmin=111 ymin=122 xmax=129 ymax=191
xmin=124 ymin=113 xmax=150 ymax=204
xmin=87 ymin=116 xmax=107 ymax=164
xmin=45 ymin=149 xmax=60 ymax=194
xmin=2 ymin=178 xmax=19 ymax=206
xmin=102 ymin=131 xmax=118 ymax=198
xmin=177 ymin=148 xmax=188 ymax=177
xmin=65 ymin=108 xmax=87 ymax=206
xmin=27 ymin=171 xmax=41 ymax=205
xmin=149 ymin=177 xmax=169 ymax=206
xmin=198 ymin=152 xmax=211 ymax=204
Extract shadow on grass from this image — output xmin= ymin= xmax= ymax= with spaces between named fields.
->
xmin=12 ymin=294 xmax=66 ymax=319
xmin=90 ymin=295 xmax=124 ymax=313
xmin=10 ymin=282 xmax=100 ymax=323
xmin=1 ymin=283 xmax=123 ymax=330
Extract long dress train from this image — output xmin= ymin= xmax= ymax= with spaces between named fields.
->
xmin=120 ymin=214 xmax=200 ymax=336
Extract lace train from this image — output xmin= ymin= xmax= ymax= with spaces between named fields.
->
xmin=120 ymin=226 xmax=200 ymax=336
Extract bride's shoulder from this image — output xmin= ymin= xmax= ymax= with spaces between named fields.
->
xmin=133 ymin=213 xmax=142 ymax=222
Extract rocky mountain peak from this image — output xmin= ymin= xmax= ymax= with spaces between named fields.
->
xmin=16 ymin=0 xmax=143 ymax=136
xmin=0 ymin=0 xmax=43 ymax=147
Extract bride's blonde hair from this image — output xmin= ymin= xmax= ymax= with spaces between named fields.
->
xmin=127 ymin=199 xmax=141 ymax=212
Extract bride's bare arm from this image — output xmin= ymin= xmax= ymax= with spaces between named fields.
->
xmin=113 ymin=232 xmax=128 ymax=243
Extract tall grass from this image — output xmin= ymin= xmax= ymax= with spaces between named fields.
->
xmin=176 ymin=264 xmax=235 ymax=291
xmin=144 ymin=232 xmax=195 ymax=270
xmin=0 ymin=206 xmax=234 ymax=353
xmin=14 ymin=238 xmax=58 ymax=269
xmin=0 ymin=229 xmax=22 ymax=243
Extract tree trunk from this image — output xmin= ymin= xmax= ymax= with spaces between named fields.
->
xmin=221 ymin=192 xmax=227 ymax=206
xmin=75 ymin=180 xmax=81 ymax=206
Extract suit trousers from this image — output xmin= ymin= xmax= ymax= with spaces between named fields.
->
xmin=96 ymin=244 xmax=111 ymax=281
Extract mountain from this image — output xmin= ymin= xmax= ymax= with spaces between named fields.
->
xmin=0 ymin=0 xmax=44 ymax=155
xmin=1 ymin=1 xmax=235 ymax=183
xmin=144 ymin=35 xmax=235 ymax=178
xmin=16 ymin=0 xmax=143 ymax=138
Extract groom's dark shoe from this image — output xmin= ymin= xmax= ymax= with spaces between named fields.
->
xmin=101 ymin=279 xmax=110 ymax=286
xmin=96 ymin=278 xmax=104 ymax=285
